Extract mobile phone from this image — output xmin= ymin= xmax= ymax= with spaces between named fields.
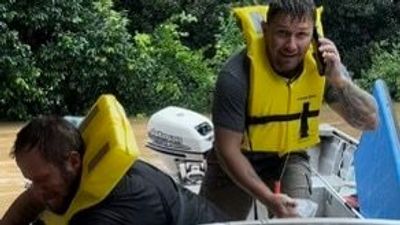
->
xmin=312 ymin=27 xmax=325 ymax=76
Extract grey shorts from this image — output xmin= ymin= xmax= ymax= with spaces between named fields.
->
xmin=199 ymin=150 xmax=312 ymax=220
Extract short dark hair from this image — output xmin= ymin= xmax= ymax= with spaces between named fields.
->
xmin=11 ymin=116 xmax=85 ymax=166
xmin=267 ymin=0 xmax=316 ymax=23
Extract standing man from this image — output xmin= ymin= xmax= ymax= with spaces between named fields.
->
xmin=200 ymin=0 xmax=377 ymax=220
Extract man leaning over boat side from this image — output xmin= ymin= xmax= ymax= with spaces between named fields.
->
xmin=1 ymin=116 xmax=227 ymax=225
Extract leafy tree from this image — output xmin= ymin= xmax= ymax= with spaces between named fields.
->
xmin=210 ymin=11 xmax=244 ymax=71
xmin=125 ymin=13 xmax=215 ymax=114
xmin=113 ymin=0 xmax=182 ymax=33
xmin=1 ymin=0 xmax=137 ymax=118
xmin=0 ymin=26 xmax=43 ymax=120
xmin=322 ymin=0 xmax=399 ymax=77
xmin=358 ymin=37 xmax=400 ymax=101
xmin=113 ymin=0 xmax=251 ymax=57
xmin=34 ymin=1 xmax=137 ymax=115
xmin=1 ymin=0 xmax=224 ymax=120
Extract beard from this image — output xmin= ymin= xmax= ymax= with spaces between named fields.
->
xmin=49 ymin=167 xmax=81 ymax=215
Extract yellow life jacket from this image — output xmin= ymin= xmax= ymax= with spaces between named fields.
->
xmin=233 ymin=6 xmax=325 ymax=154
xmin=40 ymin=95 xmax=140 ymax=225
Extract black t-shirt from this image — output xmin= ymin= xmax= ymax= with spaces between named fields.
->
xmin=69 ymin=160 xmax=226 ymax=225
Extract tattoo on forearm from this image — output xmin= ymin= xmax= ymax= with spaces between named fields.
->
xmin=325 ymin=80 xmax=377 ymax=129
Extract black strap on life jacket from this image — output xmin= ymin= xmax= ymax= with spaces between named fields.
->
xmin=247 ymin=102 xmax=319 ymax=138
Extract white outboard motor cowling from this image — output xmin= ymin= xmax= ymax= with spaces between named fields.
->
xmin=147 ymin=106 xmax=214 ymax=188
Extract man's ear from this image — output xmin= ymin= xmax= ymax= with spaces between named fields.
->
xmin=66 ymin=151 xmax=81 ymax=173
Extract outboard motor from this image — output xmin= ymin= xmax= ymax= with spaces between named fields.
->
xmin=147 ymin=106 xmax=214 ymax=189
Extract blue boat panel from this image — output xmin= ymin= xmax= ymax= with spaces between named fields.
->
xmin=355 ymin=79 xmax=400 ymax=219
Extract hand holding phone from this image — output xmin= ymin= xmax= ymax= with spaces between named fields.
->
xmin=312 ymin=27 xmax=325 ymax=76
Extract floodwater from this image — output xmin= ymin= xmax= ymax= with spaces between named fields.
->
xmin=1 ymin=103 xmax=399 ymax=217
xmin=0 ymin=122 xmax=25 ymax=217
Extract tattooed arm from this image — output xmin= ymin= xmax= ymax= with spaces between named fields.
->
xmin=324 ymin=66 xmax=378 ymax=130
xmin=318 ymin=38 xmax=378 ymax=130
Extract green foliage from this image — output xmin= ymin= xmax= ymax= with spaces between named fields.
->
xmin=0 ymin=2 xmax=45 ymax=120
xmin=1 ymin=0 xmax=138 ymax=119
xmin=116 ymin=0 xmax=400 ymax=80
xmin=1 ymin=0 xmax=220 ymax=120
xmin=211 ymin=12 xmax=245 ymax=71
xmin=35 ymin=1 xmax=137 ymax=115
xmin=174 ymin=0 xmax=233 ymax=57
xmin=113 ymin=0 xmax=182 ymax=33
xmin=3 ymin=0 xmax=399 ymax=120
xmin=113 ymin=0 xmax=249 ymax=57
xmin=322 ymin=0 xmax=399 ymax=77
xmin=125 ymin=13 xmax=215 ymax=114
xmin=0 ymin=28 xmax=44 ymax=120
xmin=358 ymin=38 xmax=400 ymax=101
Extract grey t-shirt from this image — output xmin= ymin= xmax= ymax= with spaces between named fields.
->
xmin=212 ymin=50 xmax=249 ymax=133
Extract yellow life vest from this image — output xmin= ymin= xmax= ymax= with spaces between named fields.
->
xmin=40 ymin=95 xmax=140 ymax=225
xmin=233 ymin=6 xmax=325 ymax=154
